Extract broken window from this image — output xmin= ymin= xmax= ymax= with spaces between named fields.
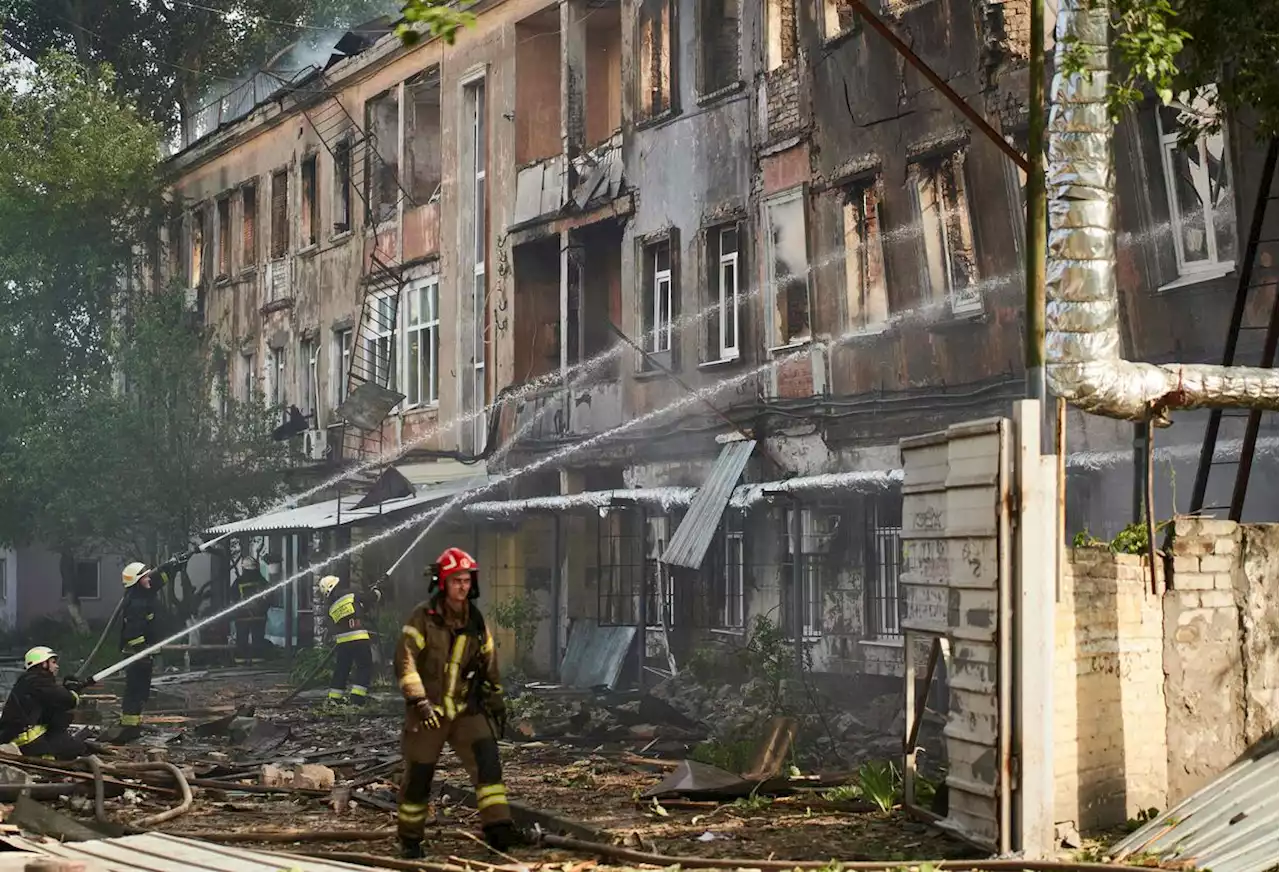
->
xmin=301 ymin=154 xmax=319 ymax=248
xmin=270 ymin=169 xmax=289 ymax=259
xmin=333 ymin=142 xmax=352 ymax=234
xmin=190 ymin=207 xmax=206 ymax=286
xmin=366 ymin=89 xmax=400 ymax=224
xmin=706 ymin=222 xmax=741 ymax=361
xmin=464 ymin=76 xmax=488 ymax=453
xmin=402 ymin=277 xmax=440 ymax=407
xmin=406 ymin=70 xmax=443 ymax=203
xmin=267 ymin=346 xmax=286 ymax=410
xmin=764 ymin=189 xmax=811 ymax=346
xmin=911 ymin=151 xmax=979 ymax=315
xmin=642 ymin=236 xmax=675 ymax=357
xmin=699 ymin=0 xmax=740 ymax=95
xmin=766 ymin=0 xmax=797 ymax=71
xmin=167 ymin=216 xmax=184 ymax=285
xmin=822 ymin=0 xmax=856 ymax=40
xmin=842 ymin=180 xmax=889 ymax=329
xmin=241 ymin=183 xmax=258 ymax=267
xmin=866 ymin=495 xmax=902 ymax=640
xmin=333 ymin=328 xmax=352 ymax=406
xmin=216 ymin=197 xmax=231 ymax=278
xmin=64 ymin=560 xmax=100 ymax=601
xmin=299 ymin=339 xmax=318 ymax=419
xmin=637 ymin=0 xmax=673 ymax=119
xmin=645 ymin=516 xmax=675 ymax=629
xmin=1156 ymin=89 xmax=1237 ymax=278
xmin=242 ymin=352 xmax=257 ymax=402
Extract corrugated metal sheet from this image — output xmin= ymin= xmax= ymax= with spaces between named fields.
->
xmin=0 ymin=831 xmax=395 ymax=871
xmin=1111 ymin=737 xmax=1279 ymax=872
xmin=661 ymin=440 xmax=756 ymax=570
xmin=559 ymin=618 xmax=636 ymax=689
xmin=206 ymin=474 xmax=489 ymax=535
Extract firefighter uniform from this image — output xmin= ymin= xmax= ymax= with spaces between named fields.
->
xmin=321 ymin=575 xmax=379 ymax=705
xmin=0 ymin=648 xmax=88 ymax=760
xmin=234 ymin=557 xmax=269 ymax=665
xmin=107 ymin=558 xmax=182 ymax=742
xmin=393 ymin=548 xmax=515 ymax=857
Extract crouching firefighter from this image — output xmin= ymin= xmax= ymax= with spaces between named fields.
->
xmin=394 ymin=547 xmax=518 ymax=858
xmin=0 ymin=647 xmax=91 ymax=760
xmin=319 ymin=574 xmax=381 ymax=707
xmin=103 ymin=554 xmax=188 ymax=744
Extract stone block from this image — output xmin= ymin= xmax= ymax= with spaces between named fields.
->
xmin=1171 ymin=535 xmax=1213 ymax=557
xmin=295 ymin=764 xmax=336 ymax=790
xmin=1214 ymin=572 xmax=1237 ymax=590
xmin=1198 ymin=590 xmax=1236 ymax=610
xmin=1173 ymin=517 xmax=1200 ymax=538
xmin=1175 ymin=571 xmax=1216 ymax=590
xmin=1213 ymin=536 xmax=1240 ymax=556
xmin=1197 ymin=555 xmax=1237 ymax=573
xmin=1114 ymin=553 xmax=1144 ymax=567
xmin=260 ymin=764 xmax=290 ymax=787
xmin=1171 ymin=556 xmax=1202 ymax=574
xmin=1198 ymin=519 xmax=1240 ymax=538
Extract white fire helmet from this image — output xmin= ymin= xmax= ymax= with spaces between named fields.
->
xmin=318 ymin=575 xmax=340 ymax=597
xmin=24 ymin=646 xmax=57 ymax=669
xmin=122 ymin=562 xmax=149 ymax=588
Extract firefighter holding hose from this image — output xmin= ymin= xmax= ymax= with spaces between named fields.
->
xmin=393 ymin=547 xmax=519 ymax=858
xmin=319 ymin=573 xmax=381 ymax=707
xmin=102 ymin=554 xmax=188 ymax=744
xmin=0 ymin=647 xmax=91 ymax=760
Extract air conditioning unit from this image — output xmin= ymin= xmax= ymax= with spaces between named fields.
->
xmin=303 ymin=429 xmax=328 ymax=461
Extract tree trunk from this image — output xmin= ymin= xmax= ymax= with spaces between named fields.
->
xmin=59 ymin=549 xmax=91 ymax=635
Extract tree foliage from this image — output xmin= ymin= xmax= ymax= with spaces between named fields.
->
xmin=397 ymin=0 xmax=476 ymax=47
xmin=1063 ymin=0 xmax=1278 ymax=138
xmin=0 ymin=0 xmax=402 ymax=132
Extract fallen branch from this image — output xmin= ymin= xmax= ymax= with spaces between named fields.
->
xmin=537 ymin=834 xmax=1152 ymax=872
xmin=289 ymin=850 xmax=467 ymax=872
xmin=618 ymin=753 xmax=681 ymax=770
xmin=171 ymin=828 xmax=395 ymax=843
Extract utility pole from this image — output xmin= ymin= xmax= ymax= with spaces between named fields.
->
xmin=1025 ymin=0 xmax=1047 ymax=403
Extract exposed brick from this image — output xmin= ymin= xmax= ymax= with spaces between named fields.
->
xmin=1172 ymin=556 xmax=1202 ymax=573
xmin=1176 ymin=571 xmax=1216 ymax=590
xmin=1198 ymin=519 xmax=1240 ymax=537
xmin=1213 ymin=536 xmax=1240 ymax=555
xmin=1198 ymin=555 xmax=1236 ymax=573
xmin=1171 ymin=535 xmax=1213 ymax=557
xmin=1198 ymin=590 xmax=1237 ymax=610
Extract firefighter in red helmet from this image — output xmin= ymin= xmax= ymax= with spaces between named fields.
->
xmin=393 ymin=547 xmax=518 ymax=858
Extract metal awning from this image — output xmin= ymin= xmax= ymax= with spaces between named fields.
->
xmin=205 ymin=473 xmax=490 ymax=536
xmin=462 ymin=468 xmax=904 ymax=520
xmin=662 ymin=440 xmax=756 ymax=570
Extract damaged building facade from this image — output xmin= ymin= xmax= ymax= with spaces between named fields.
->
xmin=163 ymin=0 xmax=1276 ymax=679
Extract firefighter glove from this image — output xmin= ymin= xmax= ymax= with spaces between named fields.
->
xmin=485 ymin=693 xmax=507 ymax=738
xmin=63 ymin=675 xmax=93 ymax=694
xmin=413 ymin=698 xmax=444 ymax=729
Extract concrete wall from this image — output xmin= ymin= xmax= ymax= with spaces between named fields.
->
xmin=1054 ymin=549 xmax=1167 ymax=833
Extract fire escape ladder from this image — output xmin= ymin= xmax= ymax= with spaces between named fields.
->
xmin=294 ymin=71 xmax=412 ymax=474
xmin=1187 ymin=137 xmax=1279 ymax=522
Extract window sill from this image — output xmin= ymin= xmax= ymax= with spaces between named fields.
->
xmin=634 ymin=106 xmax=682 ymax=133
xmin=330 ymin=230 xmax=354 ymax=245
xmin=398 ymin=404 xmax=440 ymax=419
xmin=860 ymin=637 xmax=905 ymax=649
xmin=261 ymin=297 xmax=295 ymax=315
xmin=926 ymin=309 xmax=987 ymax=333
xmin=823 ymin=28 xmax=858 ymax=48
xmin=633 ymin=366 xmax=674 ymax=381
xmin=696 ymin=80 xmax=745 ymax=108
xmin=1158 ymin=264 xmax=1236 ymax=292
xmin=768 ymin=339 xmax=812 ymax=356
xmin=698 ymin=354 xmax=742 ymax=371
xmin=239 ymin=266 xmax=258 ymax=278
xmin=297 ymin=243 xmax=320 ymax=258
xmin=214 ymin=275 xmax=231 ymax=287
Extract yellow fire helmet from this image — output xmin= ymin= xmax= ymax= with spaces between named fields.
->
xmin=122 ymin=562 xmax=149 ymax=588
xmin=318 ymin=575 xmax=341 ymax=597
xmin=24 ymin=646 xmax=57 ymax=669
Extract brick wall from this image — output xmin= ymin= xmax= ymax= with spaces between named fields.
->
xmin=1054 ymin=548 xmax=1168 ymax=832
xmin=765 ymin=64 xmax=801 ymax=141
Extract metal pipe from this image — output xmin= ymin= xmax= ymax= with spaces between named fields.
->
xmin=109 ymin=762 xmax=193 ymax=826
xmin=1055 ymin=398 xmax=1066 ymax=603
xmin=996 ymin=418 xmax=1014 ymax=854
xmin=1046 ymin=0 xmax=1278 ymax=422
xmin=790 ymin=501 xmax=804 ymax=671
xmin=1025 ymin=0 xmax=1047 ymax=401
xmin=1145 ymin=419 xmax=1158 ymax=595
xmin=1230 ymin=295 xmax=1279 ymax=520
xmin=552 ymin=512 xmax=563 ymax=680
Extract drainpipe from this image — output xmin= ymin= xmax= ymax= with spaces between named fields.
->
xmin=1046 ymin=0 xmax=1278 ymax=422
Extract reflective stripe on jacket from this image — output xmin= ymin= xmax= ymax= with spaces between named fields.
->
xmin=394 ymin=598 xmax=500 ymax=722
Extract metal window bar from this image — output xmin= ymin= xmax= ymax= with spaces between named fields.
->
xmin=596 ymin=508 xmax=645 ymax=627
xmin=867 ymin=493 xmax=904 ymax=640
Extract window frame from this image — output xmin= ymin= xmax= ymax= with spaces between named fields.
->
xmin=705 ymin=221 xmax=743 ymax=362
xmin=332 ymin=140 xmax=353 ymax=236
xmin=401 ymin=276 xmax=441 ymax=409
xmin=638 ymin=230 xmax=680 ymax=369
xmin=636 ymin=0 xmax=678 ymax=123
xmin=463 ymin=72 xmax=489 ymax=453
xmin=301 ymin=152 xmax=320 ymax=249
xmin=270 ymin=168 xmax=290 ymax=260
xmin=720 ymin=526 xmax=746 ymax=630
xmin=366 ymin=295 xmax=397 ymax=393
xmin=240 ymin=182 xmax=258 ymax=271
xmin=909 ymin=150 xmax=981 ymax=316
xmin=215 ymin=196 xmax=232 ymax=279
xmin=333 ymin=328 xmax=353 ymax=408
xmin=190 ymin=205 xmax=207 ymax=288
xmin=840 ymin=177 xmax=890 ymax=331
xmin=1155 ymin=98 xmax=1237 ymax=281
xmin=267 ymin=346 xmax=286 ymax=410
xmin=64 ymin=559 xmax=101 ymax=602
xmin=762 ymin=186 xmax=813 ymax=349
xmin=241 ymin=352 xmax=257 ymax=403
xmin=695 ymin=0 xmax=741 ymax=99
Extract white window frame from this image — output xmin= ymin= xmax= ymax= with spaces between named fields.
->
xmin=365 ymin=295 xmax=396 ymax=391
xmin=762 ymin=187 xmax=812 ymax=349
xmin=721 ymin=529 xmax=745 ymax=629
xmin=717 ymin=225 xmax=740 ymax=360
xmin=1156 ymin=92 xmax=1236 ymax=281
xmin=299 ymin=339 xmax=318 ymax=418
xmin=333 ymin=328 xmax=353 ymax=407
xmin=401 ymin=277 xmax=440 ymax=409
xmin=651 ymin=243 xmax=673 ymax=353
xmin=464 ymin=73 xmax=488 ymax=454
xmin=242 ymin=352 xmax=256 ymax=402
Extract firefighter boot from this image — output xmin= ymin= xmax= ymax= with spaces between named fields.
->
xmin=483 ymin=820 xmax=526 ymax=851
xmin=400 ymin=838 xmax=425 ymax=860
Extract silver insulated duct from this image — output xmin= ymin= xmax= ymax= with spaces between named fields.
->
xmin=1046 ymin=0 xmax=1279 ymax=422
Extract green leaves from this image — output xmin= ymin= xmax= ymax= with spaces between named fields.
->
xmin=397 ymin=0 xmax=477 ymax=46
